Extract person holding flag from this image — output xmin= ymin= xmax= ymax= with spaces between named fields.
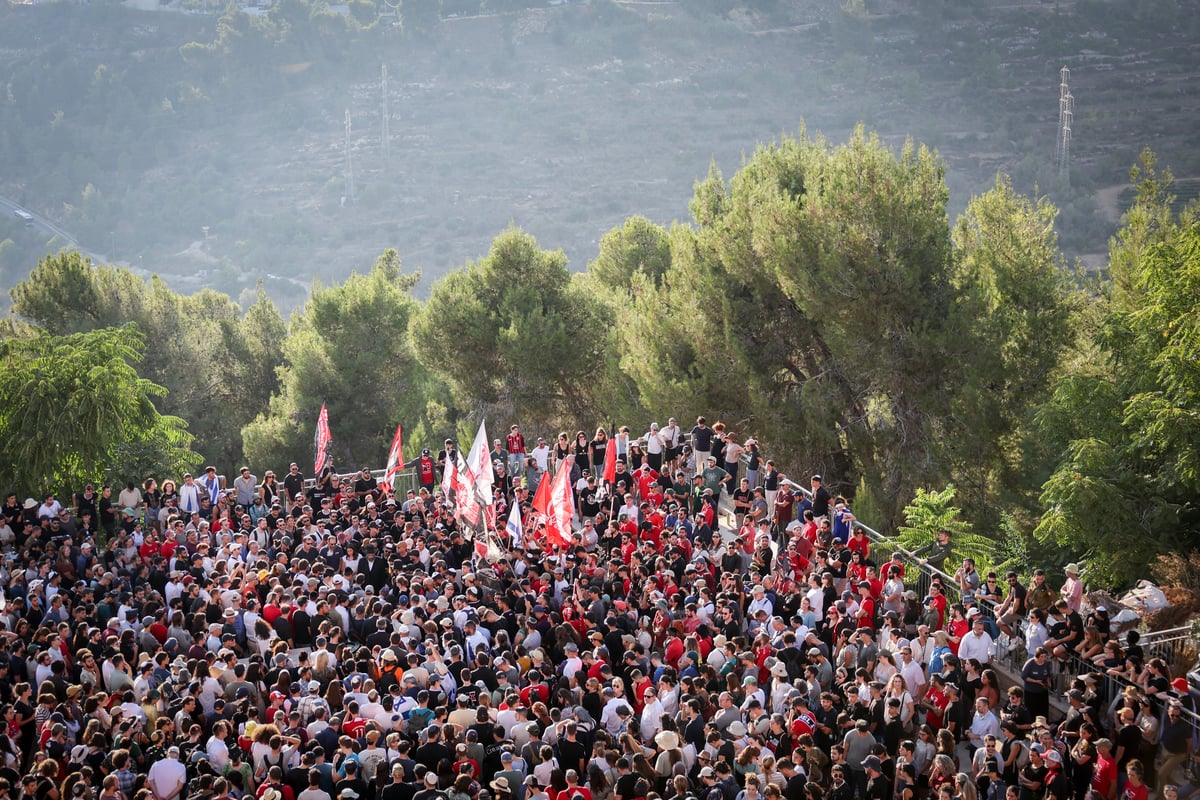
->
xmin=380 ymin=423 xmax=404 ymax=493
xmin=314 ymin=402 xmax=333 ymax=477
xmin=505 ymin=502 xmax=524 ymax=550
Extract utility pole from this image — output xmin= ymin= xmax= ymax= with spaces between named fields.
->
xmin=1056 ymin=66 xmax=1073 ymax=183
xmin=381 ymin=64 xmax=391 ymax=161
xmin=344 ymin=109 xmax=356 ymax=206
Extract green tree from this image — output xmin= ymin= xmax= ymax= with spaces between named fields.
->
xmin=242 ymin=249 xmax=439 ymax=470
xmin=943 ymin=177 xmax=1075 ymax=526
xmin=1035 ymin=153 xmax=1200 ymax=586
xmin=412 ymin=227 xmax=607 ymax=424
xmin=618 ymin=128 xmax=960 ymax=525
xmin=588 ymin=215 xmax=671 ymax=291
xmin=10 ymin=251 xmax=285 ymax=473
xmin=894 ymin=485 xmax=997 ymax=572
xmin=0 ymin=324 xmax=196 ymax=498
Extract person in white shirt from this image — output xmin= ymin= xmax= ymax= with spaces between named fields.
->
xmin=966 ymin=697 xmax=1001 ymax=749
xmin=147 ymin=745 xmax=187 ymax=800
xmin=747 ymin=586 xmax=774 ymax=619
xmin=897 ymin=645 xmax=927 ymax=701
xmin=643 ymin=424 xmax=666 ymax=471
xmin=530 ymin=438 xmax=551 ymax=473
xmin=639 ymin=687 xmax=665 ymax=742
xmin=177 ymin=474 xmax=200 ymax=514
xmin=958 ymin=614 xmax=996 ymax=665
xmin=206 ymin=721 xmax=232 ymax=772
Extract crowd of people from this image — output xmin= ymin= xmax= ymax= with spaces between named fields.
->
xmin=0 ymin=416 xmax=1192 ymax=800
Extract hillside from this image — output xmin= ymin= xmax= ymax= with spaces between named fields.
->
xmin=0 ymin=0 xmax=1197 ymax=307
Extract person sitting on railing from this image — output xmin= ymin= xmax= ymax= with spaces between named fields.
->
xmin=994 ymin=572 xmax=1028 ymax=642
xmin=914 ymin=529 xmax=953 ymax=573
xmin=1075 ymin=627 xmax=1106 ymax=665
xmin=1086 ymin=605 xmax=1112 ymax=643
xmin=1044 ymin=601 xmax=1085 ymax=665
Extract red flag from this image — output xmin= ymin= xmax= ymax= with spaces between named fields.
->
xmin=603 ymin=432 xmax=617 ymax=485
xmin=382 ymin=423 xmax=404 ymax=492
xmin=314 ymin=403 xmax=332 ymax=476
xmin=531 ymin=465 xmax=553 ymax=516
xmin=544 ymin=455 xmax=575 ymax=549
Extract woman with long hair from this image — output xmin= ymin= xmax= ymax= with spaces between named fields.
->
xmin=953 ymin=773 xmax=978 ymax=800
xmin=929 ymin=757 xmax=957 ymax=799
xmin=978 ymin=669 xmax=1000 ymax=711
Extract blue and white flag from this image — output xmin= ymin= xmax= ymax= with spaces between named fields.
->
xmin=506 ymin=502 xmax=523 ymax=549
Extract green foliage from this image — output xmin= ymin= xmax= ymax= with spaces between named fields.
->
xmin=588 ymin=215 xmax=671 ymax=291
xmin=412 ymin=227 xmax=608 ymax=425
xmin=10 ymin=251 xmax=285 ymax=474
xmin=618 ymin=128 xmax=961 ymax=525
xmin=242 ymin=248 xmax=440 ymax=470
xmin=0 ymin=324 xmax=196 ymax=498
xmin=895 ymin=485 xmax=997 ymax=570
xmin=943 ymin=176 xmax=1075 ymax=527
xmin=1034 ymin=151 xmax=1200 ymax=586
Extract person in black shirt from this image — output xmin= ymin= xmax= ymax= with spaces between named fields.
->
xmin=556 ymin=722 xmax=587 ymax=777
xmin=414 ymin=726 xmax=453 ymax=774
xmin=810 ymin=476 xmax=831 ymax=520
xmin=613 ymin=759 xmax=641 ymax=800
xmin=381 ymin=764 xmax=417 ymax=800
xmin=862 ymin=756 xmax=889 ymax=800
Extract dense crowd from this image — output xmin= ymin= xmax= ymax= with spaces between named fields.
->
xmin=0 ymin=417 xmax=1192 ymax=800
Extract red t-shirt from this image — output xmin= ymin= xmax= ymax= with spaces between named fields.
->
xmin=506 ymin=432 xmax=525 ymax=455
xmin=556 ymin=788 xmax=593 ymax=800
xmin=1122 ymin=782 xmax=1148 ymax=800
xmin=1092 ymin=754 xmax=1117 ymax=798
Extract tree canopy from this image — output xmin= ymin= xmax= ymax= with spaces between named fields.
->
xmin=4 ymin=129 xmax=1196 ymax=589
xmin=0 ymin=323 xmax=195 ymax=497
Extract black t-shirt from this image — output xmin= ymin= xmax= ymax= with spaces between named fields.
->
xmin=1116 ymin=722 xmax=1142 ymax=766
xmin=691 ymin=426 xmax=713 ymax=451
xmin=615 ymin=773 xmax=642 ymax=800
xmin=557 ymin=737 xmax=587 ymax=775
xmin=812 ymin=486 xmax=831 ymax=518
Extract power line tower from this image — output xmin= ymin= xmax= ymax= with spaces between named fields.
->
xmin=344 ymin=109 xmax=356 ymax=206
xmin=381 ymin=64 xmax=391 ymax=161
xmin=1056 ymin=66 xmax=1073 ymax=182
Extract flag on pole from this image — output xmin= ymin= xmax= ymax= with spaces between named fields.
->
xmin=531 ymin=465 xmax=552 ymax=516
xmin=451 ymin=450 xmax=486 ymax=537
xmin=603 ymin=428 xmax=617 ymax=486
xmin=466 ymin=420 xmax=495 ymax=528
xmin=382 ymin=423 xmax=404 ymax=492
xmin=443 ymin=452 xmax=457 ymax=505
xmin=506 ymin=502 xmax=523 ymax=549
xmin=314 ymin=403 xmax=333 ymax=476
xmin=544 ymin=454 xmax=575 ymax=550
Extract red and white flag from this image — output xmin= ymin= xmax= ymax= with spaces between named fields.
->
xmin=381 ymin=423 xmax=404 ymax=492
xmin=544 ymin=455 xmax=575 ymax=550
xmin=313 ymin=403 xmax=333 ymax=476
xmin=466 ymin=420 xmax=495 ymax=528
xmin=451 ymin=449 xmax=486 ymax=537
xmin=602 ymin=428 xmax=617 ymax=488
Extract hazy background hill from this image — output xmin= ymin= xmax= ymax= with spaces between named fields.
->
xmin=1 ymin=0 xmax=1197 ymax=309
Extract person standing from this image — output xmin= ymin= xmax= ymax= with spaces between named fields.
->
xmin=810 ymin=475 xmax=831 ymax=520
xmin=1020 ymin=649 xmax=1053 ymax=719
xmin=506 ymin=425 xmax=526 ymax=476
xmin=235 ymin=467 xmax=259 ymax=507
xmin=690 ymin=417 xmax=714 ymax=468
xmin=147 ymin=745 xmax=187 ymax=800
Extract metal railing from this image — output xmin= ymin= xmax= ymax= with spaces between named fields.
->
xmin=767 ymin=470 xmax=1200 ymax=742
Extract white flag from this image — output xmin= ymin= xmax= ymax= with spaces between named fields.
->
xmin=506 ymin=503 xmax=524 ymax=548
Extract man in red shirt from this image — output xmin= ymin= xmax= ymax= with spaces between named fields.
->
xmin=1092 ymin=738 xmax=1118 ymax=800
xmin=506 ymin=425 xmax=526 ymax=475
